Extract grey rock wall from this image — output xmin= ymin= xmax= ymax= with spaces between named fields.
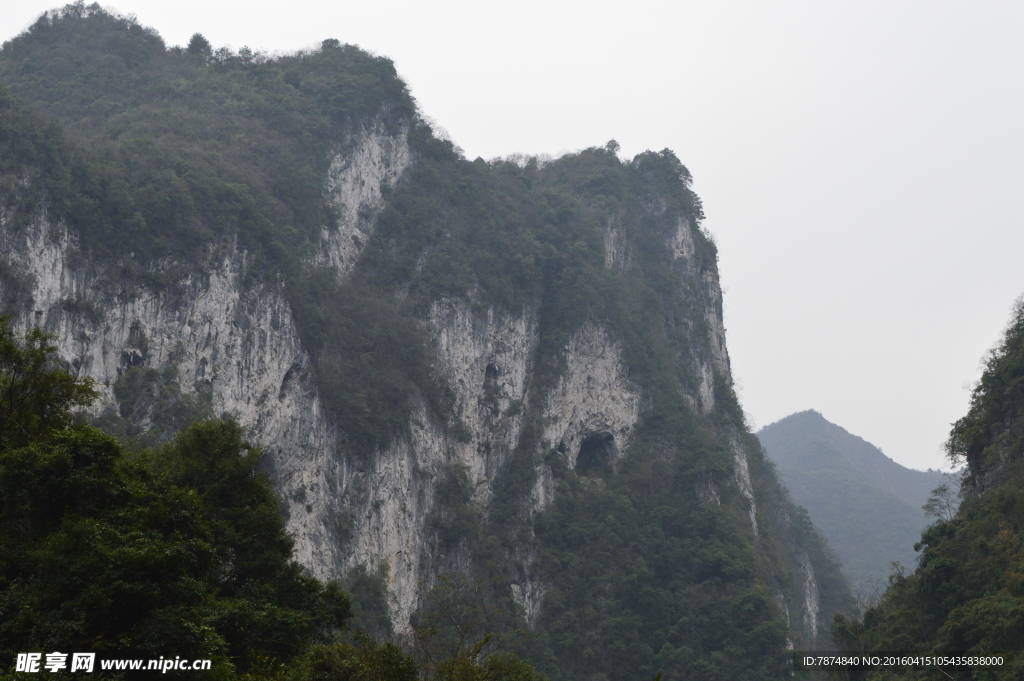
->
xmin=0 ymin=124 xmax=822 ymax=638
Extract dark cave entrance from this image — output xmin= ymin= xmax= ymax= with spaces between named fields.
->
xmin=575 ymin=432 xmax=617 ymax=477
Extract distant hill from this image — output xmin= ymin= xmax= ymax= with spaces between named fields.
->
xmin=757 ymin=411 xmax=947 ymax=592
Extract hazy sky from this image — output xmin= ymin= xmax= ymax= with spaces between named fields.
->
xmin=5 ymin=1 xmax=1023 ymax=472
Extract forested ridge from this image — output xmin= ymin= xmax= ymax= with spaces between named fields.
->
xmin=758 ymin=411 xmax=947 ymax=592
xmin=833 ymin=302 xmax=1024 ymax=680
xmin=1 ymin=5 xmax=853 ymax=679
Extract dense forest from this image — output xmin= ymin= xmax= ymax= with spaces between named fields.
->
xmin=1 ymin=4 xmax=853 ymax=680
xmin=832 ymin=302 xmax=1024 ymax=679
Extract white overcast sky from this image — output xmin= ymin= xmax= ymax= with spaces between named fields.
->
xmin=5 ymin=1 xmax=1024 ymax=472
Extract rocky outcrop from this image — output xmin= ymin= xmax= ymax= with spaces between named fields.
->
xmin=532 ymin=325 xmax=642 ymax=509
xmin=665 ymin=215 xmax=760 ymax=534
xmin=328 ymin=303 xmax=645 ymax=630
xmin=315 ymin=116 xmax=411 ymax=277
xmin=0 ymin=121 xmax=413 ymax=601
xmin=800 ymin=552 xmax=821 ymax=638
xmin=0 ymin=127 xmax=819 ymax=639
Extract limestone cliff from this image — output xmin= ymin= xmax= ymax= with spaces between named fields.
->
xmin=0 ymin=147 xmax=826 ymax=641
xmin=0 ymin=10 xmax=847 ymax=674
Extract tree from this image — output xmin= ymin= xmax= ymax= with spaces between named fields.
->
xmin=0 ymin=323 xmax=96 ymax=450
xmin=186 ymin=32 xmax=212 ymax=57
xmin=410 ymin=576 xmax=547 ymax=681
xmin=148 ymin=420 xmax=352 ymax=670
xmin=922 ymin=478 xmax=960 ymax=524
xmin=0 ymin=320 xmax=349 ymax=677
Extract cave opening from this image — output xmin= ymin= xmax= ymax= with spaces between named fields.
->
xmin=575 ymin=432 xmax=616 ymax=477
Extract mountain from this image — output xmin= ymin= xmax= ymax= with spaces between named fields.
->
xmin=833 ymin=305 xmax=1024 ymax=677
xmin=758 ymin=411 xmax=946 ymax=591
xmin=0 ymin=5 xmax=850 ymax=679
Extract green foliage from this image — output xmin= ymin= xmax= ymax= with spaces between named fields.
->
xmin=287 ymin=273 xmax=446 ymax=452
xmin=365 ymin=138 xmax=706 ymax=340
xmin=286 ymin=577 xmax=550 ymax=681
xmin=288 ymin=638 xmax=419 ymax=681
xmin=526 ymin=426 xmax=790 ymax=681
xmin=411 ymin=577 xmax=547 ymax=681
xmin=0 ymin=320 xmax=348 ymax=677
xmin=834 ymin=302 xmax=1024 ymax=679
xmin=0 ymin=4 xmax=440 ymax=454
xmin=0 ymin=85 xmax=151 ymax=263
xmin=99 ymin=364 xmax=213 ymax=444
xmin=428 ymin=464 xmax=478 ymax=549
xmin=948 ymin=298 xmax=1024 ymax=482
xmin=342 ymin=564 xmax=394 ymax=642
xmin=0 ymin=426 xmax=227 ymax=671
xmin=0 ymin=2 xmax=412 ymax=266
xmin=922 ymin=482 xmax=959 ymax=524
xmin=0 ymin=322 xmax=96 ymax=450
xmin=57 ymin=295 xmax=104 ymax=324
xmin=187 ymin=33 xmax=212 ymax=58
xmin=150 ymin=420 xmax=344 ymax=601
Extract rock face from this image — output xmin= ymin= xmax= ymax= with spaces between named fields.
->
xmin=0 ymin=121 xmax=825 ymax=642
xmin=315 ymin=116 xmax=412 ymax=278
xmin=0 ymin=8 xmax=856 ymax=676
xmin=0 ymin=121 xmax=412 ymax=584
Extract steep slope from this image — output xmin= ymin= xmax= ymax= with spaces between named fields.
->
xmin=834 ymin=302 xmax=1024 ymax=679
xmin=0 ymin=5 xmax=850 ymax=679
xmin=758 ymin=411 xmax=947 ymax=590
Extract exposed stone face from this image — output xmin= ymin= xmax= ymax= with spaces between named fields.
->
xmin=331 ymin=304 xmax=645 ymax=630
xmin=315 ymin=117 xmax=412 ymax=277
xmin=312 ymin=296 xmax=550 ymax=631
xmin=759 ymin=477 xmax=825 ymax=647
xmin=0 ymin=122 xmax=413 ymax=599
xmin=329 ymin=402 xmax=449 ymax=631
xmin=665 ymin=215 xmax=760 ymax=534
xmin=800 ymin=551 xmax=821 ymax=638
xmin=2 ymin=217 xmax=311 ymax=433
xmin=533 ymin=325 xmax=642 ymax=510
xmin=666 ymin=216 xmax=729 ymax=413
xmin=0 ymin=126 xmax=820 ymax=638
xmin=426 ymin=298 xmax=541 ymax=495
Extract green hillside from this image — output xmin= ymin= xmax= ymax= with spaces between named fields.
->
xmin=834 ymin=302 xmax=1024 ymax=679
